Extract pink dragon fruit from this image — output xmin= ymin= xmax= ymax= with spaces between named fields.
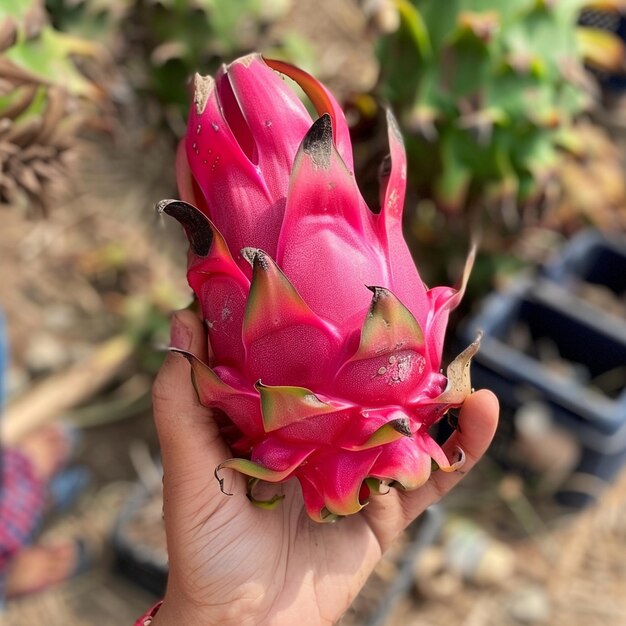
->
xmin=160 ymin=54 xmax=479 ymax=522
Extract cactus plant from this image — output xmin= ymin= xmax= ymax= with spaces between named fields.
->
xmin=377 ymin=0 xmax=626 ymax=216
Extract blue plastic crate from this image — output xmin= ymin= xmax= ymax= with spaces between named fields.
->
xmin=543 ymin=229 xmax=626 ymax=301
xmin=462 ymin=278 xmax=626 ymax=506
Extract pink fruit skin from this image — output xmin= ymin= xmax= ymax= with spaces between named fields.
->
xmin=164 ymin=54 xmax=477 ymax=522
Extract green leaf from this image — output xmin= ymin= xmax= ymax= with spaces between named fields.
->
xmin=434 ymin=131 xmax=472 ymax=211
xmin=393 ymin=0 xmax=431 ymax=57
xmin=5 ymin=27 xmax=96 ymax=96
xmin=0 ymin=0 xmax=37 ymax=22
xmin=255 ymin=383 xmax=335 ymax=433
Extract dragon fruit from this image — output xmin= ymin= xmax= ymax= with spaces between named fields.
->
xmin=159 ymin=54 xmax=480 ymax=522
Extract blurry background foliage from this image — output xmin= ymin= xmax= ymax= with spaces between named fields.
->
xmin=3 ymin=0 xmax=626 ymax=335
xmin=0 ymin=0 xmax=99 ymax=213
xmin=366 ymin=0 xmax=626 ymax=290
xmin=377 ymin=0 xmax=625 ymax=214
xmin=45 ymin=0 xmax=313 ymax=133
xmin=3 ymin=0 xmax=626 ymax=305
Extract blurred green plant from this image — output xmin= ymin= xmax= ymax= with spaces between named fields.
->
xmin=1 ymin=0 xmax=99 ymax=213
xmin=376 ymin=0 xmax=626 ymax=216
xmin=134 ymin=0 xmax=299 ymax=114
xmin=46 ymin=0 xmax=311 ymax=130
xmin=45 ymin=0 xmax=129 ymax=42
xmin=356 ymin=0 xmax=626 ymax=296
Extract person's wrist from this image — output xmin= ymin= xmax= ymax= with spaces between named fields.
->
xmin=149 ymin=593 xmax=294 ymax=626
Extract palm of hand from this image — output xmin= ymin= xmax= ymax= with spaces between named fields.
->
xmin=165 ymin=479 xmax=380 ymax=626
xmin=152 ymin=311 xmax=498 ymax=626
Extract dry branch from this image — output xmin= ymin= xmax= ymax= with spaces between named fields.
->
xmin=2 ymin=334 xmax=134 ymax=445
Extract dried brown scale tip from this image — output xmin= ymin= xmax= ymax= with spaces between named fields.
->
xmin=390 ymin=417 xmax=412 ymax=437
xmin=302 ymin=114 xmax=333 ymax=169
xmin=157 ymin=199 xmax=214 ymax=256
xmin=214 ymin=466 xmax=234 ymax=497
xmin=431 ymin=332 xmax=482 ymax=405
xmin=167 ymin=347 xmax=194 ymax=362
xmin=241 ymin=247 xmax=272 ymax=271
xmin=193 ymin=74 xmax=213 ymax=115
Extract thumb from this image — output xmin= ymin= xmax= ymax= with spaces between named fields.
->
xmin=388 ymin=389 xmax=499 ymax=525
xmin=152 ymin=310 xmax=231 ymax=482
xmin=422 ymin=389 xmax=499 ymax=504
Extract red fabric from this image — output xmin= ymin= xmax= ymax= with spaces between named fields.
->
xmin=0 ymin=448 xmax=46 ymax=573
xmin=134 ymin=600 xmax=163 ymax=625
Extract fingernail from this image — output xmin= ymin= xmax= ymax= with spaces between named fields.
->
xmin=170 ymin=312 xmax=192 ymax=351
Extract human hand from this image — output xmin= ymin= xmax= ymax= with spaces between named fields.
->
xmin=151 ymin=310 xmax=499 ymax=626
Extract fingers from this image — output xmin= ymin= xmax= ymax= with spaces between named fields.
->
xmin=152 ymin=310 xmax=231 ymax=475
xmin=399 ymin=389 xmax=499 ymax=520
xmin=425 ymin=389 xmax=499 ymax=501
